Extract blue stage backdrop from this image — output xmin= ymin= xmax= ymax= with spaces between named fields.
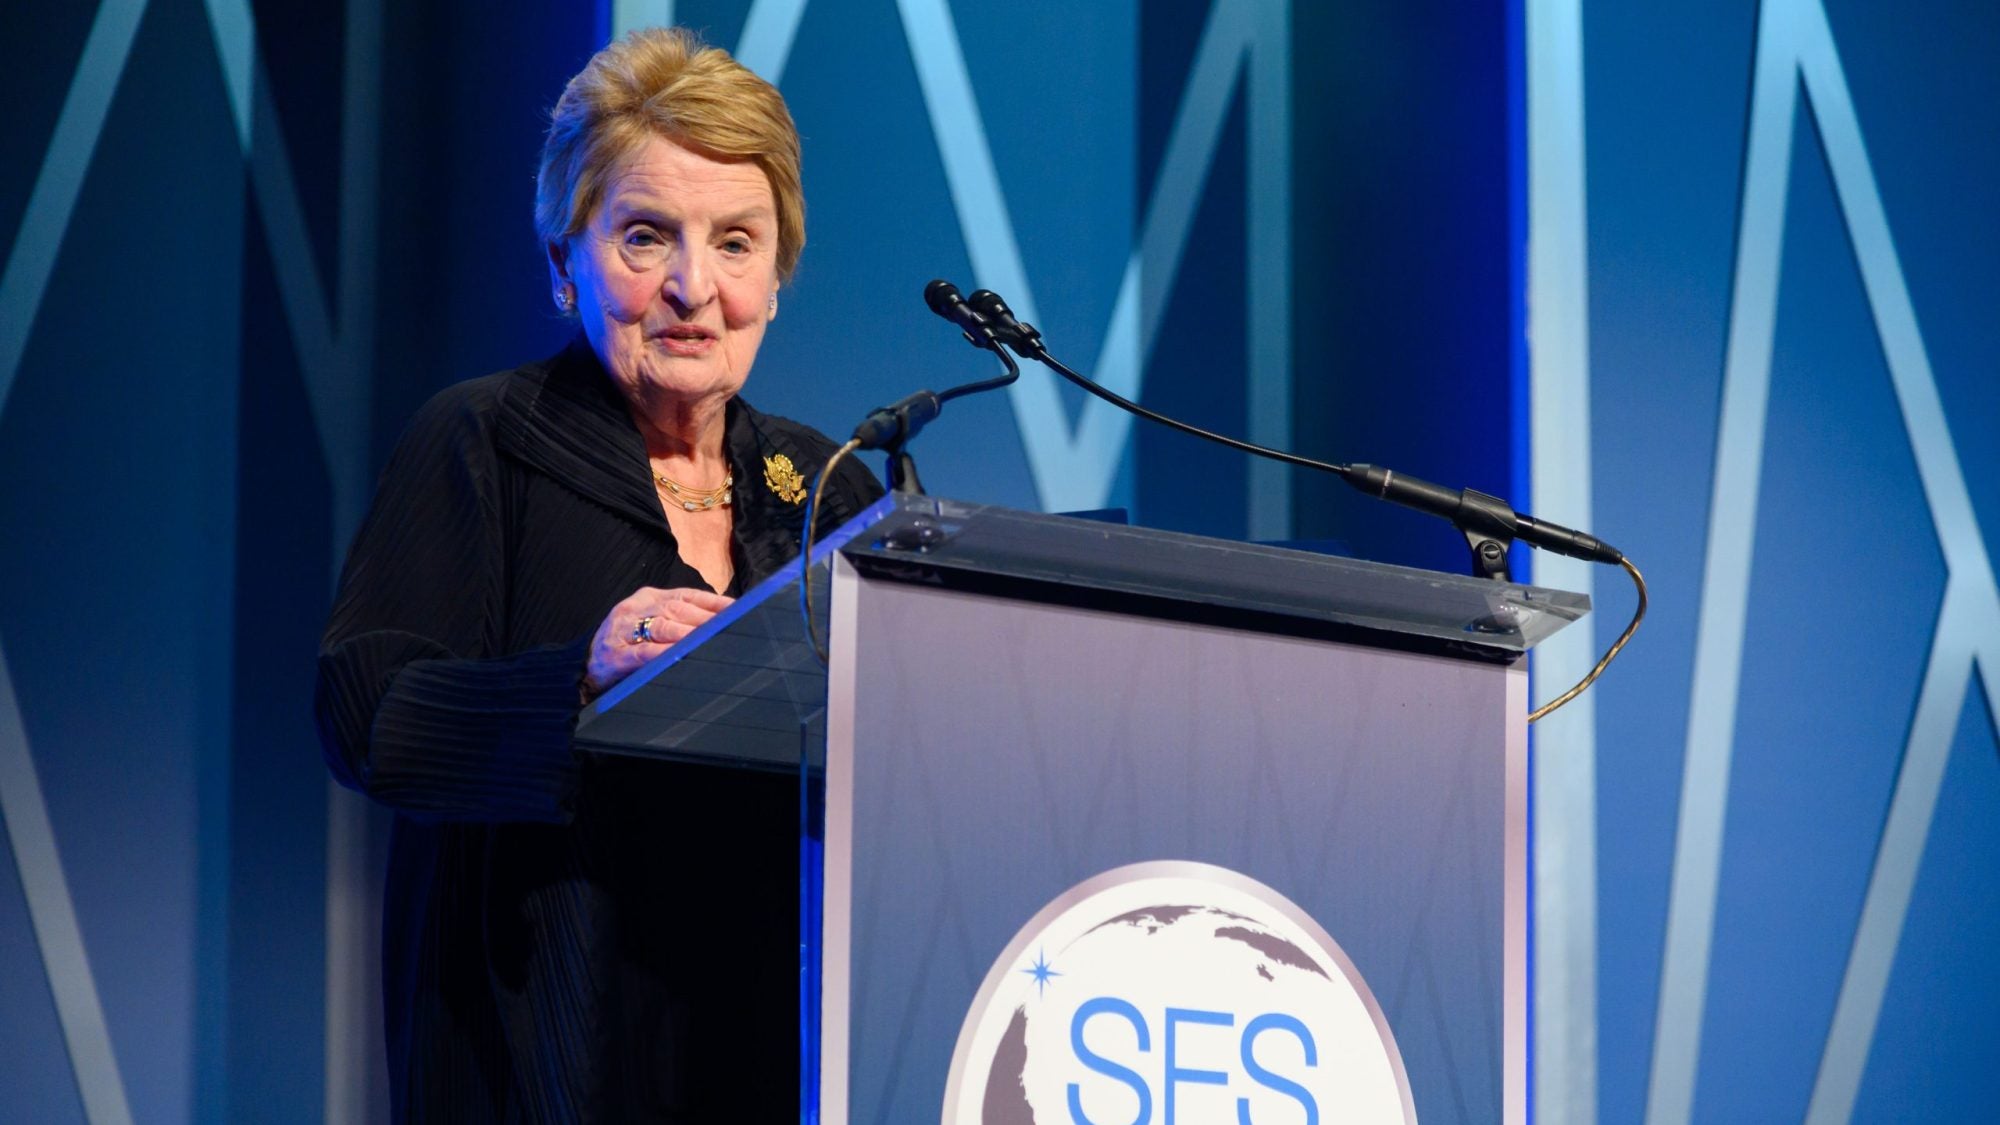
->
xmin=2 ymin=0 xmax=1989 ymax=1121
xmin=1529 ymin=0 xmax=2000 ymax=1122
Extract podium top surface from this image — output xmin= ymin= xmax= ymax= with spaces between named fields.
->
xmin=845 ymin=494 xmax=1589 ymax=659
xmin=574 ymin=495 xmax=1588 ymax=766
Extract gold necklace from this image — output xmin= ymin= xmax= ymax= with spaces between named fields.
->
xmin=655 ymin=469 xmax=733 ymax=512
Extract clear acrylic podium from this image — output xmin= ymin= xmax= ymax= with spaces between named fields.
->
xmin=574 ymin=493 xmax=1587 ymax=1124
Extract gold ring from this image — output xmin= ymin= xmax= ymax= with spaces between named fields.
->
xmin=630 ymin=616 xmax=656 ymax=644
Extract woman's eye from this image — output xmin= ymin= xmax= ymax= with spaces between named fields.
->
xmin=626 ymin=228 xmax=661 ymax=247
xmin=720 ymin=235 xmax=752 ymax=255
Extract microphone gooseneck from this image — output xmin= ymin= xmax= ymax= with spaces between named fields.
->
xmin=932 ymin=278 xmax=1643 ymax=722
xmin=842 ymin=281 xmax=1024 ymax=469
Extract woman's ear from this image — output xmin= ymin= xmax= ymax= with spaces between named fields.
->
xmin=546 ymin=240 xmax=573 ymax=311
xmin=767 ymin=290 xmax=779 ymax=322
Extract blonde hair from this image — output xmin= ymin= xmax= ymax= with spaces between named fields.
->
xmin=536 ymin=27 xmax=805 ymax=282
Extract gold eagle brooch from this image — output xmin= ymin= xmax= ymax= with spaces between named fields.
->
xmin=764 ymin=453 xmax=806 ymax=504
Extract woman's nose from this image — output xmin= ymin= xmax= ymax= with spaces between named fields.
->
xmin=663 ymin=244 xmax=715 ymax=310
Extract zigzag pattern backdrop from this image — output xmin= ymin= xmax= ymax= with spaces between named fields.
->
xmin=7 ymin=0 xmax=1993 ymax=1122
xmin=63 ymin=0 xmax=2000 ymax=1121
xmin=1534 ymin=0 xmax=2000 ymax=1121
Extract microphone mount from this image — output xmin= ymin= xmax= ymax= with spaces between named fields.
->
xmin=1340 ymin=464 xmax=1623 ymax=582
xmin=850 ymin=389 xmax=943 ymax=494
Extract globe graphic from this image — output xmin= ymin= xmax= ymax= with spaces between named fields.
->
xmin=946 ymin=865 xmax=1413 ymax=1125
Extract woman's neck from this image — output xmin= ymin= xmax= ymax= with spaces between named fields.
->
xmin=630 ymin=392 xmax=731 ymax=480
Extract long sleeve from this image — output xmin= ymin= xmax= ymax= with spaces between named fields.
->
xmin=315 ymin=381 xmax=584 ymax=824
xmin=326 ymin=352 xmax=883 ymax=1120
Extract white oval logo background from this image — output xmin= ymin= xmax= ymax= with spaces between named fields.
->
xmin=942 ymin=861 xmax=1417 ymax=1124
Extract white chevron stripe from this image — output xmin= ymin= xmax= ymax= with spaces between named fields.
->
xmin=0 ymin=639 xmax=134 ymax=1124
xmin=1795 ymin=0 xmax=2000 ymax=1111
xmin=0 ymin=2 xmax=150 ymax=1119
xmin=733 ymin=0 xmax=808 ymax=83
xmin=613 ymin=0 xmax=675 ymax=40
xmin=1649 ymin=2 xmax=2000 ymax=1122
xmin=0 ymin=0 xmax=150 ymax=418
xmin=896 ymin=0 xmax=1267 ymax=516
xmin=1526 ymin=0 xmax=1600 ymax=1119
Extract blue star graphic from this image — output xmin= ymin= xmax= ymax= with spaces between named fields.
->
xmin=1021 ymin=948 xmax=1062 ymax=999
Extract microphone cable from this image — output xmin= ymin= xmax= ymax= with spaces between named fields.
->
xmin=799 ymin=436 xmax=863 ymax=667
xmin=1529 ymin=556 xmax=1646 ymax=723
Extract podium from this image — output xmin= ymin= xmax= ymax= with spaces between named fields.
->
xmin=575 ymin=494 xmax=1586 ymax=1125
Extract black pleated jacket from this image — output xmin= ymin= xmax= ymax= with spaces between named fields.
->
xmin=315 ymin=340 xmax=884 ymax=1122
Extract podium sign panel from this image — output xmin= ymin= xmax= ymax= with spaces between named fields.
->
xmin=577 ymin=495 xmax=1584 ymax=1125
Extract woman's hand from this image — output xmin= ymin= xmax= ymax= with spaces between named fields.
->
xmin=583 ymin=587 xmax=735 ymax=702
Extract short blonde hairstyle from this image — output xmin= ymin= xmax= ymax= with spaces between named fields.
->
xmin=536 ymin=27 xmax=805 ymax=282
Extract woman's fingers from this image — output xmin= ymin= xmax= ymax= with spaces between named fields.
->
xmin=659 ymin=587 xmax=733 ymax=614
xmin=631 ymin=585 xmax=732 ymax=617
xmin=628 ymin=592 xmax=728 ymax=639
xmin=583 ymin=587 xmax=736 ymax=700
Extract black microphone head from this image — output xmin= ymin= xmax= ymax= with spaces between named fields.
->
xmin=924 ymin=277 xmax=1003 ymax=351
xmin=924 ymin=279 xmax=963 ymax=316
xmin=965 ymin=287 xmax=1042 ymax=355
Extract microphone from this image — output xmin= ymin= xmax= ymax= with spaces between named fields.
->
xmin=851 ymin=389 xmax=943 ymax=451
xmin=1342 ymin=464 xmax=1623 ymax=564
xmin=924 ymin=280 xmax=1002 ymax=348
xmin=966 ymin=289 xmax=1044 ymax=356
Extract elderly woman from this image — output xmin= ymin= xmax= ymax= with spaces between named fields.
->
xmin=316 ymin=28 xmax=881 ymax=1121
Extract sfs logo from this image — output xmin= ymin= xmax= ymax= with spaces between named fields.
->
xmin=1064 ymin=999 xmax=1326 ymax=1122
xmin=943 ymin=862 xmax=1415 ymax=1124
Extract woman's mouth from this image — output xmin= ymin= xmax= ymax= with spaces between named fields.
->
xmin=654 ymin=326 xmax=716 ymax=356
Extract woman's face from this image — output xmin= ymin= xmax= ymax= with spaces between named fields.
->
xmin=554 ymin=133 xmax=781 ymax=419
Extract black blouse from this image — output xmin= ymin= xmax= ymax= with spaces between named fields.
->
xmin=315 ymin=339 xmax=884 ymax=1122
